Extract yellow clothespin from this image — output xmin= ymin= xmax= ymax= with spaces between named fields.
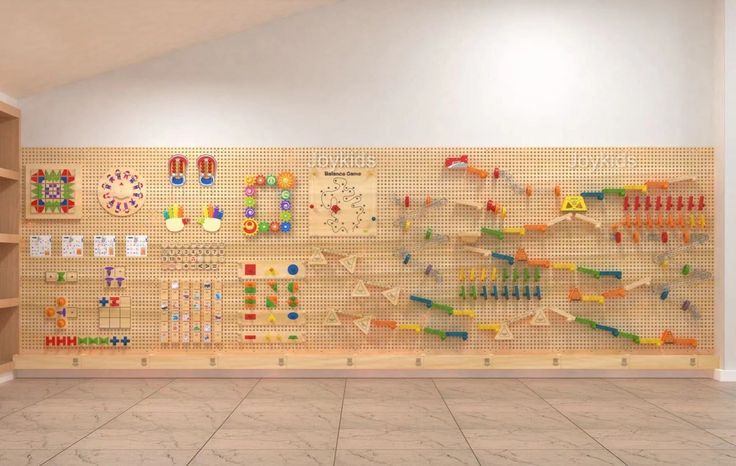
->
xmin=458 ymin=268 xmax=465 ymax=281
xmin=582 ymin=295 xmax=605 ymax=304
xmin=479 ymin=268 xmax=487 ymax=281
xmin=698 ymin=215 xmax=706 ymax=229
xmin=398 ymin=324 xmax=422 ymax=333
xmin=689 ymin=214 xmax=695 ymax=228
xmin=491 ymin=267 xmax=497 ymax=281
xmin=478 ymin=323 xmax=501 ymax=332
xmin=468 ymin=268 xmax=475 ymax=281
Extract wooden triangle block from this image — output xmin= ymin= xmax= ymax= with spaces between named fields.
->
xmin=354 ymin=316 xmax=372 ymax=334
xmin=323 ymin=309 xmax=342 ymax=326
xmin=352 ymin=280 xmax=370 ymax=297
xmin=495 ymin=322 xmax=514 ymax=340
xmin=382 ymin=287 xmax=401 ymax=305
xmin=530 ymin=308 xmax=550 ymax=326
xmin=340 ymin=255 xmax=358 ymax=274
xmin=308 ymin=248 xmax=328 ymax=265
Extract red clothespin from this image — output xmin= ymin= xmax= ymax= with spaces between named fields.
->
xmin=623 ymin=196 xmax=630 ymax=211
xmin=634 ymin=196 xmax=640 ymax=211
xmin=666 ymin=196 xmax=673 ymax=210
xmin=677 ymin=196 xmax=683 ymax=210
xmin=404 ymin=196 xmax=410 ymax=208
xmin=493 ymin=167 xmax=500 ymax=179
xmin=655 ymin=195 xmax=662 ymax=210
xmin=687 ymin=195 xmax=694 ymax=211
xmin=645 ymin=196 xmax=652 ymax=210
xmin=615 ymin=231 xmax=622 ymax=244
xmin=486 ymin=200 xmax=496 ymax=212
xmin=661 ymin=231 xmax=669 ymax=243
xmin=698 ymin=195 xmax=705 ymax=211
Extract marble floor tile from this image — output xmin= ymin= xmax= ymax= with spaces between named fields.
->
xmin=223 ymin=405 xmax=341 ymax=431
xmin=0 ymin=449 xmax=61 ymax=466
xmin=0 ymin=398 xmax=37 ymax=418
xmin=697 ymin=379 xmax=736 ymax=396
xmin=335 ymin=449 xmax=479 ymax=465
xmin=610 ymin=379 xmax=729 ymax=401
xmin=552 ymin=404 xmax=695 ymax=430
xmin=473 ymin=449 xmax=624 ymax=465
xmin=246 ymin=379 xmax=344 ymax=400
xmin=345 ymin=379 xmax=441 ymax=400
xmin=157 ymin=378 xmax=258 ymax=399
xmin=612 ymin=449 xmax=736 ymax=466
xmin=463 ymin=428 xmax=599 ymax=450
xmin=22 ymin=397 xmax=137 ymax=413
xmin=129 ymin=396 xmax=243 ymax=413
xmin=450 ymin=404 xmax=579 ymax=430
xmin=338 ymin=428 xmax=469 ymax=449
xmin=45 ymin=449 xmax=198 ymax=465
xmin=522 ymin=379 xmax=637 ymax=401
xmin=0 ymin=379 xmax=80 ymax=400
xmin=0 ymin=410 xmax=117 ymax=432
xmin=340 ymin=404 xmax=457 ymax=430
xmin=44 ymin=378 xmax=171 ymax=401
xmin=236 ymin=397 xmax=343 ymax=414
xmin=74 ymin=411 xmax=228 ymax=450
xmin=0 ymin=429 xmax=91 ymax=450
xmin=706 ymin=429 xmax=736 ymax=446
xmin=191 ymin=449 xmax=335 ymax=465
xmin=434 ymin=379 xmax=541 ymax=401
xmin=648 ymin=405 xmax=736 ymax=430
xmin=444 ymin=397 xmax=551 ymax=414
xmin=586 ymin=427 xmax=734 ymax=450
xmin=206 ymin=429 xmax=339 ymax=450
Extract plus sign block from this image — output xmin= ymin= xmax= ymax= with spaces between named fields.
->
xmin=98 ymin=296 xmax=131 ymax=329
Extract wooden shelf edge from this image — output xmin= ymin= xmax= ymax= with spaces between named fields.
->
xmin=12 ymin=352 xmax=719 ymax=371
xmin=0 ymin=100 xmax=20 ymax=119
xmin=0 ymin=233 xmax=20 ymax=244
xmin=0 ymin=167 xmax=20 ymax=181
xmin=0 ymin=297 xmax=19 ymax=309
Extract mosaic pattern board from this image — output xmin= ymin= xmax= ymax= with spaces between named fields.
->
xmin=20 ymin=148 xmax=714 ymax=355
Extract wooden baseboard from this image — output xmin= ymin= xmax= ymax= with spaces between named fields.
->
xmin=13 ymin=351 xmax=718 ymax=371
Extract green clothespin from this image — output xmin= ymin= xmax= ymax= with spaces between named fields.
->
xmin=470 ymin=285 xmax=477 ymax=299
xmin=512 ymin=268 xmax=519 ymax=282
xmin=424 ymin=228 xmax=433 ymax=240
xmin=502 ymin=268 xmax=509 ymax=281
xmin=459 ymin=285 xmax=466 ymax=299
xmin=534 ymin=267 xmax=540 ymax=282
xmin=523 ymin=268 xmax=529 ymax=282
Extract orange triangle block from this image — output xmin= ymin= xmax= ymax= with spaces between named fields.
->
xmin=515 ymin=248 xmax=528 ymax=261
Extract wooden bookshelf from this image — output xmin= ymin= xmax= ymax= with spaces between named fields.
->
xmin=0 ymin=100 xmax=19 ymax=369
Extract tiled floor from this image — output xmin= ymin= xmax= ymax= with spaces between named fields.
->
xmin=0 ymin=378 xmax=735 ymax=465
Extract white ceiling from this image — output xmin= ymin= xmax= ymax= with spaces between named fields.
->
xmin=0 ymin=0 xmax=336 ymax=97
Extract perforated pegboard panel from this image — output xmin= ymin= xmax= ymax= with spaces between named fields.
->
xmin=20 ymin=148 xmax=714 ymax=355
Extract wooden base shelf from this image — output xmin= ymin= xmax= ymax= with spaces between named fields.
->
xmin=0 ymin=168 xmax=19 ymax=181
xmin=0 ymin=297 xmax=19 ymax=309
xmin=13 ymin=352 xmax=719 ymax=371
xmin=0 ymin=234 xmax=20 ymax=244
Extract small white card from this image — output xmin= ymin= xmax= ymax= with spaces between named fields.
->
xmin=61 ymin=235 xmax=83 ymax=257
xmin=126 ymin=235 xmax=148 ymax=257
xmin=94 ymin=235 xmax=116 ymax=257
xmin=30 ymin=235 xmax=52 ymax=257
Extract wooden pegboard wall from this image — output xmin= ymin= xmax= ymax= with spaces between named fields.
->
xmin=20 ymin=148 xmax=714 ymax=355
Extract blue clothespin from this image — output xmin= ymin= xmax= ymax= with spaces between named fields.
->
xmin=523 ymin=285 xmax=530 ymax=300
xmin=660 ymin=288 xmax=670 ymax=300
xmin=480 ymin=285 xmax=488 ymax=300
xmin=446 ymin=331 xmax=469 ymax=341
xmin=502 ymin=285 xmax=509 ymax=299
xmin=491 ymin=285 xmax=498 ymax=299
xmin=581 ymin=191 xmax=605 ymax=200
xmin=534 ymin=286 xmax=542 ymax=300
xmin=409 ymin=295 xmax=433 ymax=308
xmin=491 ymin=252 xmax=515 ymax=265
xmin=512 ymin=285 xmax=520 ymax=300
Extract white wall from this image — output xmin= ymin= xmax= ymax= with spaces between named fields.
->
xmin=719 ymin=0 xmax=736 ymax=376
xmin=20 ymin=0 xmax=718 ymax=147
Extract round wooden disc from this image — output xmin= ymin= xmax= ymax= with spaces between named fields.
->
xmin=97 ymin=168 xmax=146 ymax=216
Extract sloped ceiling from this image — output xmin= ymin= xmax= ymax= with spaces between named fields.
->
xmin=0 ymin=0 xmax=336 ymax=97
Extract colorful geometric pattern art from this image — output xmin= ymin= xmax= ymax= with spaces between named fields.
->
xmin=26 ymin=165 xmax=82 ymax=219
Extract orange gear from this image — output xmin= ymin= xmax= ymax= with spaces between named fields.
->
xmin=277 ymin=172 xmax=295 ymax=189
